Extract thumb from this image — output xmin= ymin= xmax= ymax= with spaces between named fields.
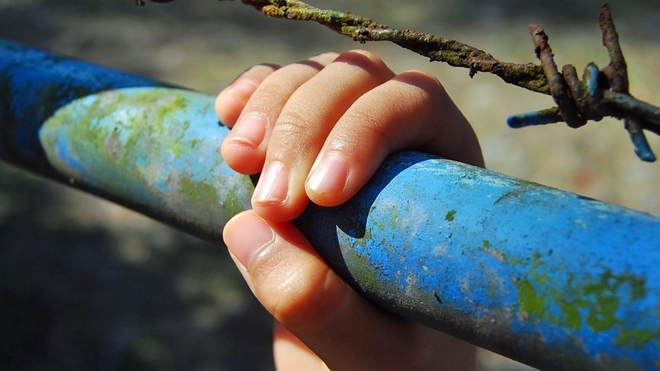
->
xmin=223 ymin=210 xmax=476 ymax=371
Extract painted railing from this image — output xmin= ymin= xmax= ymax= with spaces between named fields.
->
xmin=2 ymin=39 xmax=660 ymax=370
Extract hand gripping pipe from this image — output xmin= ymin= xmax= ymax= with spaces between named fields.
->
xmin=2 ymin=39 xmax=660 ymax=370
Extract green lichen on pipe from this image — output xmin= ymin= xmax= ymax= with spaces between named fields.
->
xmin=39 ymin=87 xmax=252 ymax=239
xmin=292 ymin=152 xmax=660 ymax=370
xmin=467 ymin=228 xmax=653 ymax=357
xmin=7 ymin=39 xmax=660 ymax=368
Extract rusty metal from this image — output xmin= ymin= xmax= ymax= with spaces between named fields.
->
xmin=508 ymin=5 xmax=660 ymax=162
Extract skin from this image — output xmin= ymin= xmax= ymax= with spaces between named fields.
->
xmin=216 ymin=50 xmax=484 ymax=370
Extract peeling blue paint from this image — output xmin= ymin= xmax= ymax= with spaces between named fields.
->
xmin=3 ymin=39 xmax=660 ymax=370
xmin=0 ymin=39 xmax=168 ymax=175
xmin=296 ymin=153 xmax=660 ymax=370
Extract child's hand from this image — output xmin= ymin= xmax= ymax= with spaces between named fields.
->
xmin=217 ymin=50 xmax=482 ymax=371
xmin=216 ymin=50 xmax=483 ymax=222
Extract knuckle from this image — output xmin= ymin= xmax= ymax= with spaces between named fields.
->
xmin=335 ymin=49 xmax=386 ymax=71
xmin=397 ymin=70 xmax=446 ymax=95
xmin=243 ymin=63 xmax=279 ymax=79
xmin=313 ymin=51 xmax=339 ymax=61
xmin=347 ymin=48 xmax=380 ymax=62
xmin=267 ymin=111 xmax=315 ymax=160
xmin=254 ymin=82 xmax=289 ymax=102
xmin=403 ymin=69 xmax=437 ymax=80
xmin=242 ymin=84 xmax=289 ymax=116
xmin=340 ymin=108 xmax=389 ymax=147
xmin=274 ymin=111 xmax=313 ymax=137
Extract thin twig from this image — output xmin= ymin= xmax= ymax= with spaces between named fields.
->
xmin=145 ymin=0 xmax=660 ymax=161
xmin=230 ymin=0 xmax=550 ymax=94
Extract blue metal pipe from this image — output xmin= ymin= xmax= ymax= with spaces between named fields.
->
xmin=0 ymin=39 xmax=169 ymax=175
xmin=2 ymin=39 xmax=660 ymax=370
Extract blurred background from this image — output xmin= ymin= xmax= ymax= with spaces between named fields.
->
xmin=1 ymin=0 xmax=659 ymax=370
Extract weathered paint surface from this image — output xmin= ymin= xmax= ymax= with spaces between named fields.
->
xmin=0 ymin=39 xmax=165 ymax=177
xmin=4 ymin=39 xmax=660 ymax=370
xmin=295 ymin=153 xmax=660 ymax=370
xmin=39 ymin=87 xmax=252 ymax=238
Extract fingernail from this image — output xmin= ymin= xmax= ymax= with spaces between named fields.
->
xmin=230 ymin=115 xmax=267 ymax=148
xmin=307 ymin=154 xmax=349 ymax=197
xmin=253 ymin=161 xmax=289 ymax=204
xmin=224 ymin=213 xmax=274 ymax=269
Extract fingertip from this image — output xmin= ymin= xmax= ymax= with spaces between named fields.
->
xmin=222 ymin=210 xmax=275 ymax=271
xmin=251 ymin=197 xmax=310 ymax=224
xmin=223 ymin=211 xmax=345 ymax=332
xmin=250 ymin=161 xmax=311 ymax=222
xmin=215 ymin=64 xmax=279 ymax=127
xmin=220 ymin=113 xmax=269 ymax=174
xmin=215 ymin=88 xmax=249 ymax=127
xmin=220 ymin=137 xmax=265 ymax=175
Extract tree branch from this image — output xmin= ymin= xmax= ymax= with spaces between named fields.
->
xmin=144 ymin=0 xmax=660 ymax=161
xmin=233 ymin=0 xmax=550 ymax=94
